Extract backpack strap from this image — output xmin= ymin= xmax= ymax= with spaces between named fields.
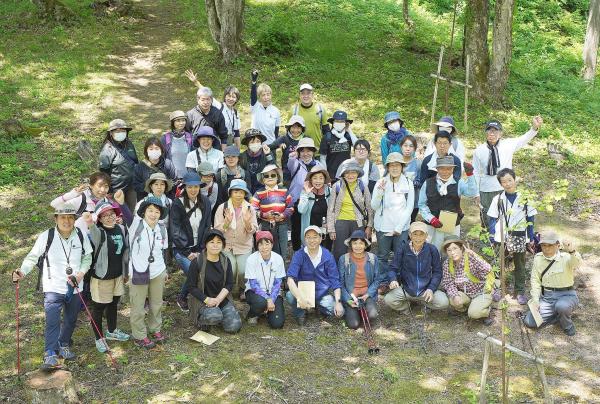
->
xmin=293 ymin=104 xmax=299 ymax=116
xmin=165 ymin=132 xmax=172 ymax=151
xmin=76 ymin=193 xmax=87 ymax=216
xmin=317 ymin=103 xmax=323 ymax=125
xmin=196 ymin=149 xmax=201 ymax=165
xmin=36 ymin=228 xmax=55 ymax=290
xmin=540 ymin=259 xmax=556 ymax=295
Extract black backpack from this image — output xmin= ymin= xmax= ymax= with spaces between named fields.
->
xmin=36 ymin=227 xmax=85 ymax=291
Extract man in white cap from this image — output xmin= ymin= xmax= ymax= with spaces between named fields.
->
xmin=291 ymin=83 xmax=329 ymax=148
xmin=524 ymin=231 xmax=582 ymax=336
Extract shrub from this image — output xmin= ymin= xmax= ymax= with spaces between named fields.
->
xmin=254 ymin=25 xmax=301 ymax=57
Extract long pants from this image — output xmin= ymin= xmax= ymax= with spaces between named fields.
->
xmin=376 ymin=231 xmax=408 ymax=278
xmin=384 ymin=286 xmax=449 ymax=313
xmin=197 ymin=300 xmax=242 ymax=333
xmin=259 ymin=220 xmax=288 ymax=260
xmin=129 ymin=270 xmax=166 ymax=340
xmin=222 ymin=250 xmax=251 ymax=295
xmin=174 ymin=251 xmax=192 ymax=299
xmin=446 ymin=291 xmax=492 ymax=319
xmin=524 ymin=290 xmax=578 ymax=331
xmin=44 ymin=292 xmax=81 ymax=353
xmin=506 ymin=251 xmax=527 ymax=294
xmin=428 ymin=224 xmax=460 ymax=253
xmin=480 ymin=190 xmax=502 ymax=229
xmin=291 ymin=200 xmax=302 ymax=251
xmin=332 ymin=219 xmax=360 ymax=261
xmin=91 ymin=296 xmax=120 ymax=339
xmin=286 ymin=291 xmax=342 ymax=319
xmin=343 ymin=297 xmax=378 ymax=330
xmin=245 ymin=291 xmax=285 ymax=329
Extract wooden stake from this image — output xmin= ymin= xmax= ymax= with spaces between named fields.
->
xmin=464 ymin=55 xmax=470 ymax=132
xmin=479 ymin=340 xmax=491 ymax=404
xmin=476 ymin=333 xmax=545 ymax=365
xmin=443 ymin=0 xmax=458 ymax=114
xmin=535 ymin=362 xmax=553 ymax=404
xmin=430 ymin=46 xmax=445 ymax=126
xmin=498 ymin=199 xmax=508 ymax=404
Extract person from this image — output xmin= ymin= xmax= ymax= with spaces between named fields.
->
xmin=214 ymin=179 xmax=258 ymax=300
xmin=244 ymin=231 xmax=286 ymax=328
xmin=81 ymin=203 xmax=131 ymax=352
xmin=269 ymin=115 xmax=306 ymax=185
xmin=319 ymin=110 xmax=357 ymax=181
xmin=523 ymin=232 xmax=582 ymax=336
xmin=216 ymin=145 xmax=252 ymax=203
xmin=197 ymin=161 xmax=221 ymax=214
xmin=487 ymin=168 xmax=538 ymax=305
xmin=473 ymin=116 xmax=543 ymax=228
xmin=185 ymin=126 xmax=224 ymax=173
xmin=170 ymin=172 xmax=212 ymax=312
xmin=290 ymin=83 xmax=329 ymax=148
xmin=440 ymin=236 xmax=494 ymax=325
xmin=327 ymin=160 xmax=374 ymax=261
xmin=160 ymin=110 xmax=194 ymax=180
xmin=239 ymin=129 xmax=276 ymax=194
xmin=336 ymin=140 xmax=380 ymax=193
xmin=133 ymin=137 xmax=177 ymax=200
xmin=287 ymin=137 xmax=324 ymax=251
xmin=250 ymin=164 xmax=293 ymax=258
xmin=186 ymin=86 xmax=228 ymax=149
xmin=250 ymin=70 xmax=281 ymax=145
xmin=187 ymin=229 xmax=243 ymax=333
xmin=99 ymin=118 xmax=139 ymax=212
xmin=418 ymin=156 xmax=478 ymax=252
xmin=338 ymin=230 xmax=383 ymax=330
xmin=380 ymin=111 xmax=411 ymax=165
xmin=399 ymin=135 xmax=423 ymax=221
xmin=371 ymin=152 xmax=414 ymax=277
xmin=424 ymin=116 xmax=466 ymax=163
xmin=12 ymin=203 xmax=93 ymax=369
xmin=184 ymin=70 xmax=242 ymax=148
xmin=384 ymin=222 xmax=449 ymax=313
xmin=417 ymin=131 xmax=462 ymax=186
xmin=298 ymin=166 xmax=332 ymax=250
xmin=133 ymin=172 xmax=173 ymax=226
xmin=286 ymin=226 xmax=344 ymax=325
xmin=128 ymin=197 xmax=169 ymax=349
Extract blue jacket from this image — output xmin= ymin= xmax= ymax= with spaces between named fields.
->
xmin=388 ymin=241 xmax=442 ymax=297
xmin=338 ymin=253 xmax=383 ymax=302
xmin=380 ymin=128 xmax=410 ymax=164
xmin=287 ymin=247 xmax=341 ymax=301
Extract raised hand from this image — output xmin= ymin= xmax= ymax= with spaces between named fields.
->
xmin=185 ymin=69 xmax=197 ymax=83
xmin=262 ymin=144 xmax=271 ymax=155
xmin=303 ymin=181 xmax=314 ymax=194
xmin=75 ymin=183 xmax=89 ymax=194
xmin=223 ymin=208 xmax=234 ymax=225
xmin=251 ymin=70 xmax=259 ymax=82
xmin=531 ymin=115 xmax=543 ymax=131
xmin=114 ymin=189 xmax=125 ymax=205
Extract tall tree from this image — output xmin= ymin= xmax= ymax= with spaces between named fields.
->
xmin=488 ymin=0 xmax=515 ymax=101
xmin=582 ymin=0 xmax=600 ymax=81
xmin=205 ymin=0 xmax=245 ymax=64
xmin=402 ymin=0 xmax=414 ymax=29
xmin=464 ymin=0 xmax=490 ymax=100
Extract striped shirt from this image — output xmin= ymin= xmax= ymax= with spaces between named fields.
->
xmin=251 ymin=186 xmax=294 ymax=220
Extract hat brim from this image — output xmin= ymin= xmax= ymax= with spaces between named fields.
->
xmin=436 ymin=163 xmax=457 ymax=168
xmin=441 ymin=238 xmax=466 ymax=252
xmin=340 ymin=167 xmax=364 ymax=178
xmin=144 ymin=177 xmax=174 ymax=194
xmin=228 ymin=186 xmax=250 ymax=196
xmin=485 ymin=124 xmax=502 ymax=131
xmin=184 ymin=181 xmax=207 ymax=187
xmin=95 ymin=205 xmax=122 ymax=222
xmin=326 ymin=118 xmax=353 ymax=124
xmin=297 ymin=146 xmax=317 ymax=153
xmin=384 ymin=119 xmax=404 ymax=128
xmin=344 ymin=237 xmax=371 ymax=247
xmin=307 ymin=169 xmax=331 ymax=184
xmin=137 ymin=201 xmax=167 ymax=220
xmin=241 ymin=134 xmax=267 ymax=145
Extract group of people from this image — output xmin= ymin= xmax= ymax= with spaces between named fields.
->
xmin=12 ymin=72 xmax=583 ymax=371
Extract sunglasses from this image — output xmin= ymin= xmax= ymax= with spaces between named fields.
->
xmin=263 ymin=173 xmax=278 ymax=179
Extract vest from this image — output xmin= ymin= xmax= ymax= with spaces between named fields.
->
xmin=425 ymin=177 xmax=464 ymax=225
xmin=188 ymin=253 xmax=231 ymax=328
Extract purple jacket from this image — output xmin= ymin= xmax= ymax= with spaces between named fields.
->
xmin=287 ymin=157 xmax=324 ymax=204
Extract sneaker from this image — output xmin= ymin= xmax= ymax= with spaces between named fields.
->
xmin=516 ymin=294 xmax=528 ymax=305
xmin=483 ymin=316 xmax=495 ymax=326
xmin=176 ymin=296 xmax=189 ymax=312
xmin=58 ymin=345 xmax=76 ymax=361
xmin=106 ymin=329 xmax=130 ymax=341
xmin=152 ymin=332 xmax=167 ymax=344
xmin=492 ymin=289 xmax=502 ymax=302
xmin=95 ymin=338 xmax=108 ymax=353
xmin=563 ymin=325 xmax=576 ymax=336
xmin=247 ymin=316 xmax=258 ymax=325
xmin=41 ymin=351 xmax=61 ymax=370
xmin=295 ymin=316 xmax=306 ymax=326
xmin=134 ymin=337 xmax=156 ymax=349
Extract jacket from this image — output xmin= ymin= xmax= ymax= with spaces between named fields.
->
xmin=88 ymin=223 xmax=130 ymax=279
xmin=99 ymin=139 xmax=139 ymax=191
xmin=185 ymin=105 xmax=228 ymax=147
xmin=213 ymin=200 xmax=258 ymax=255
xmin=326 ymin=179 xmax=374 ymax=232
xmin=169 ymin=194 xmax=213 ymax=256
xmin=389 ymin=241 xmax=442 ymax=297
xmin=269 ymin=133 xmax=301 ymax=181
xmin=287 ymin=247 xmax=341 ymax=301
xmin=297 ymin=186 xmax=331 ymax=244
xmin=417 ymin=153 xmax=462 ymax=186
xmin=133 ymin=157 xmax=178 ymax=199
xmin=338 ymin=252 xmax=383 ymax=302
xmin=239 ymin=150 xmax=275 ymax=194
xmin=371 ymin=174 xmax=414 ymax=233
xmin=287 ymin=157 xmax=323 ymax=203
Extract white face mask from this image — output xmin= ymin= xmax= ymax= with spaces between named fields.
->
xmin=388 ymin=122 xmax=401 ymax=132
xmin=147 ymin=150 xmax=161 ymax=160
xmin=248 ymin=143 xmax=262 ymax=153
xmin=333 ymin=122 xmax=346 ymax=132
xmin=112 ymin=131 xmax=127 ymax=142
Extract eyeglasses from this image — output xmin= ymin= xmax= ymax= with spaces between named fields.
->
xmin=100 ymin=212 xmax=117 ymax=219
xmin=263 ymin=173 xmax=278 ymax=179
xmin=355 ymin=148 xmax=368 ymax=152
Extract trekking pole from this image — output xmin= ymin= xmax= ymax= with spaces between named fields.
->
xmin=68 ymin=275 xmax=118 ymax=370
xmin=358 ymin=304 xmax=379 ymax=354
xmin=13 ymin=274 xmax=21 ymax=379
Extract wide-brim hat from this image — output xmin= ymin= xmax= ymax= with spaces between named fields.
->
xmin=193 ymin=126 xmax=218 ymax=147
xmin=441 ymin=235 xmax=466 ymax=253
xmin=539 ymin=231 xmax=560 ymax=244
xmin=296 ymin=137 xmax=317 ymax=152
xmin=144 ymin=172 xmax=173 ymax=194
xmin=228 ymin=178 xmax=251 ymax=196
xmin=327 ymin=110 xmax=353 ymax=124
xmin=94 ymin=201 xmax=122 ymax=222
xmin=433 ymin=116 xmax=457 ymax=135
xmin=306 ymin=165 xmax=331 ymax=184
xmin=344 ymin=229 xmax=371 ymax=247
xmin=385 ymin=152 xmax=407 ymax=167
xmin=169 ymin=110 xmax=187 ymax=122
xmin=339 ymin=160 xmax=364 ymax=178
xmin=409 ymin=222 xmax=429 ymax=235
xmin=435 ymin=156 xmax=456 ymax=168
xmin=137 ymin=196 xmax=167 ymax=220
xmin=182 ymin=171 xmax=205 ymax=187
xmin=107 ymin=118 xmax=132 ymax=134
xmin=258 ymin=164 xmax=282 ymax=183
xmin=241 ymin=128 xmax=267 ymax=146
xmin=384 ymin=111 xmax=403 ymax=128
xmin=285 ymin=115 xmax=306 ymax=129
xmin=197 ymin=161 xmax=216 ymax=176
xmin=204 ymin=228 xmax=226 ymax=246
xmin=53 ymin=202 xmax=79 ymax=217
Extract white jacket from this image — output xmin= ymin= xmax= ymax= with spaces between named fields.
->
xmin=370 ymin=174 xmax=414 ymax=233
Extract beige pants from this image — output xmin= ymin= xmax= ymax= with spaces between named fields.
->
xmin=129 ymin=270 xmax=166 ymax=340
xmin=447 ymin=291 xmax=492 ymax=319
xmin=222 ymin=250 xmax=252 ymax=294
xmin=91 ymin=276 xmax=124 ymax=304
xmin=384 ymin=286 xmax=449 ymax=313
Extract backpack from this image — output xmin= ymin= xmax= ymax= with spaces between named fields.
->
xmin=343 ymin=252 xmax=376 ymax=270
xmin=164 ymin=131 xmax=193 ymax=153
xmin=132 ymin=218 xmax=167 ymax=246
xmin=36 ymin=227 xmax=85 ymax=291
xmin=293 ymin=103 xmax=324 ymax=126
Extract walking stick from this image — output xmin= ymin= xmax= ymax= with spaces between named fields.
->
xmin=13 ymin=275 xmax=21 ymax=379
xmin=358 ymin=303 xmax=379 ymax=355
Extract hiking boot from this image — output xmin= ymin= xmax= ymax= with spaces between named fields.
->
xmin=134 ymin=337 xmax=156 ymax=349
xmin=483 ymin=316 xmax=495 ymax=326
xmin=41 ymin=351 xmax=61 ymax=371
xmin=95 ymin=338 xmax=108 ymax=353
xmin=492 ymin=289 xmax=502 ymax=302
xmin=152 ymin=332 xmax=167 ymax=344
xmin=295 ymin=316 xmax=306 ymax=326
xmin=563 ymin=325 xmax=576 ymax=336
xmin=58 ymin=345 xmax=76 ymax=361
xmin=176 ymin=296 xmax=189 ymax=312
xmin=106 ymin=328 xmax=130 ymax=341
xmin=516 ymin=294 xmax=528 ymax=305
xmin=247 ymin=316 xmax=258 ymax=325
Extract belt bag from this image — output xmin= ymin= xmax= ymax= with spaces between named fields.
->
xmin=506 ymin=230 xmax=526 ymax=253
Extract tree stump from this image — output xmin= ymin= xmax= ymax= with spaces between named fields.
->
xmin=26 ymin=369 xmax=79 ymax=404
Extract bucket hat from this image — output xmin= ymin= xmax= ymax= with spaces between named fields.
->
xmin=144 ymin=172 xmax=173 ymax=194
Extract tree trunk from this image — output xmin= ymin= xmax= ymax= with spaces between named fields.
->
xmin=31 ymin=0 xmax=75 ymax=21
xmin=488 ymin=0 xmax=515 ymax=104
xmin=204 ymin=0 xmax=245 ymax=64
xmin=464 ymin=0 xmax=490 ymax=100
xmin=26 ymin=369 xmax=79 ymax=403
xmin=402 ymin=0 xmax=414 ymax=29
xmin=582 ymin=0 xmax=600 ymax=81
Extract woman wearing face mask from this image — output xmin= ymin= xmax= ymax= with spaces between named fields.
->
xmin=269 ymin=115 xmax=306 ymax=185
xmin=298 ymin=166 xmax=332 ymax=250
xmin=133 ymin=137 xmax=178 ymax=200
xmin=380 ymin=111 xmax=411 ymax=166
xmin=99 ymin=119 xmax=139 ymax=212
xmin=319 ymin=110 xmax=357 ymax=182
xmin=239 ymin=129 xmax=275 ymax=194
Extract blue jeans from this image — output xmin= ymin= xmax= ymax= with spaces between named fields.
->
xmin=44 ymin=292 xmax=81 ymax=353
xmin=286 ymin=291 xmax=335 ymax=318
xmin=376 ymin=230 xmax=408 ymax=277
xmin=174 ymin=251 xmax=192 ymax=298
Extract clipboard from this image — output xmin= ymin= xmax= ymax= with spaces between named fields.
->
xmin=298 ymin=281 xmax=316 ymax=308
xmin=439 ymin=210 xmax=458 ymax=234
xmin=190 ymin=330 xmax=220 ymax=345
xmin=528 ymin=301 xmax=543 ymax=327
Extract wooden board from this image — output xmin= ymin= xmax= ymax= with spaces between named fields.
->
xmin=439 ymin=210 xmax=458 ymax=234
xmin=190 ymin=330 xmax=220 ymax=345
xmin=298 ymin=281 xmax=316 ymax=308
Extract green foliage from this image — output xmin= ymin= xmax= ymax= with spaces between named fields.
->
xmin=254 ymin=26 xmax=301 ymax=57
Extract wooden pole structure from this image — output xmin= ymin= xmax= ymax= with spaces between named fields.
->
xmin=498 ymin=199 xmax=508 ymax=404
xmin=430 ymin=46 xmax=445 ymax=127
xmin=443 ymin=0 xmax=458 ymax=114
xmin=464 ymin=55 xmax=470 ymax=132
xmin=479 ymin=340 xmax=491 ymax=404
